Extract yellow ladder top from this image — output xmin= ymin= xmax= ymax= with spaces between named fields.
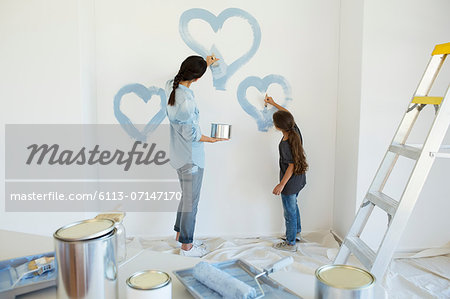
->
xmin=412 ymin=96 xmax=443 ymax=105
xmin=432 ymin=42 xmax=450 ymax=56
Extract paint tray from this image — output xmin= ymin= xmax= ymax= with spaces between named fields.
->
xmin=173 ymin=259 xmax=302 ymax=299
xmin=0 ymin=252 xmax=56 ymax=299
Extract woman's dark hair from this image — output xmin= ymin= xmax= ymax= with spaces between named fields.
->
xmin=168 ymin=55 xmax=207 ymax=106
xmin=273 ymin=110 xmax=308 ymax=175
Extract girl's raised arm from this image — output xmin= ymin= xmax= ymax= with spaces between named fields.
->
xmin=264 ymin=94 xmax=289 ymax=113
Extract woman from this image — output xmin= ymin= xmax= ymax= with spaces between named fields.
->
xmin=166 ymin=55 xmax=225 ymax=257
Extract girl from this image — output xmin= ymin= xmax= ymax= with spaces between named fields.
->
xmin=166 ymin=55 xmax=226 ymax=257
xmin=264 ymin=94 xmax=308 ymax=252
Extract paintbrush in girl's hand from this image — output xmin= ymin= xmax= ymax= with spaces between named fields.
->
xmin=264 ymin=93 xmax=269 ymax=112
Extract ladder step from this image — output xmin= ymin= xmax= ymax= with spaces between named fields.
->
xmin=344 ymin=237 xmax=376 ymax=270
xmin=366 ymin=191 xmax=398 ymax=216
xmin=389 ymin=143 xmax=421 ymax=160
xmin=430 ymin=152 xmax=450 ymax=158
xmin=431 ymin=144 xmax=450 ymax=158
xmin=432 ymin=42 xmax=450 ymax=56
xmin=412 ymin=96 xmax=443 ymax=105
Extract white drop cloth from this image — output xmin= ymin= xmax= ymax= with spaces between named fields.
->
xmin=128 ymin=231 xmax=450 ymax=299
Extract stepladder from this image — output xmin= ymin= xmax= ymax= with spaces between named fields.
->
xmin=334 ymin=42 xmax=450 ymax=280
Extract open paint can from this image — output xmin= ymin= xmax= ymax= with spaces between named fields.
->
xmin=54 ymin=219 xmax=118 ymax=299
xmin=315 ymin=264 xmax=375 ymax=299
xmin=126 ymin=270 xmax=172 ymax=299
xmin=211 ymin=123 xmax=231 ymax=139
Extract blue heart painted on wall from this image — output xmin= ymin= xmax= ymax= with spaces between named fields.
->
xmin=114 ymin=83 xmax=167 ymax=141
xmin=237 ymin=75 xmax=292 ymax=132
xmin=179 ymin=8 xmax=261 ymax=91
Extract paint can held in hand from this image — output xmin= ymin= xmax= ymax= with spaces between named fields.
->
xmin=211 ymin=123 xmax=231 ymax=139
xmin=126 ymin=270 xmax=172 ymax=299
xmin=315 ymin=264 xmax=375 ymax=299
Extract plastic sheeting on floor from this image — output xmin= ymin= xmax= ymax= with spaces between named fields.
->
xmin=128 ymin=230 xmax=450 ymax=299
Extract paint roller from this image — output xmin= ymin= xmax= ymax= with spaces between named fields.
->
xmin=193 ymin=256 xmax=294 ymax=299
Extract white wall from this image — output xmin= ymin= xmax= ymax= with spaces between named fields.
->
xmin=0 ymin=0 xmax=93 ymax=235
xmin=94 ymin=0 xmax=339 ymax=237
xmin=333 ymin=0 xmax=364 ymax=240
xmin=0 ymin=0 xmax=340 ymax=238
xmin=334 ymin=0 xmax=450 ymax=251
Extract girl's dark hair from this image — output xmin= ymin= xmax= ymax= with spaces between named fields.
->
xmin=273 ymin=110 xmax=308 ymax=175
xmin=168 ymin=55 xmax=207 ymax=106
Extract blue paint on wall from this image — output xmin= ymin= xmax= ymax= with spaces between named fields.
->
xmin=114 ymin=83 xmax=167 ymax=141
xmin=179 ymin=8 xmax=261 ymax=91
xmin=237 ymin=75 xmax=292 ymax=132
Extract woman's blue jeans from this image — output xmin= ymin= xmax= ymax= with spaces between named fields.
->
xmin=281 ymin=192 xmax=301 ymax=245
xmin=174 ymin=164 xmax=204 ymax=244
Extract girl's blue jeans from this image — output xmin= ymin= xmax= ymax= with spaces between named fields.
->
xmin=281 ymin=192 xmax=301 ymax=245
xmin=174 ymin=163 xmax=204 ymax=244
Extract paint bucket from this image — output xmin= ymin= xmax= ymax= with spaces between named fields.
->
xmin=54 ymin=219 xmax=118 ymax=299
xmin=315 ymin=264 xmax=375 ymax=299
xmin=126 ymin=270 xmax=172 ymax=299
xmin=211 ymin=123 xmax=231 ymax=139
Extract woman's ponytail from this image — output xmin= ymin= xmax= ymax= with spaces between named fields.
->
xmin=167 ymin=56 xmax=207 ymax=106
xmin=168 ymin=73 xmax=182 ymax=106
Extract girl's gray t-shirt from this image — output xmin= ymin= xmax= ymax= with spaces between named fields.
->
xmin=279 ymin=124 xmax=307 ymax=195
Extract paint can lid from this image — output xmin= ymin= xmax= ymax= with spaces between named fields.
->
xmin=315 ymin=264 xmax=375 ymax=289
xmin=54 ymin=219 xmax=115 ymax=241
xmin=210 ymin=123 xmax=232 ymax=126
xmin=127 ymin=270 xmax=171 ymax=290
